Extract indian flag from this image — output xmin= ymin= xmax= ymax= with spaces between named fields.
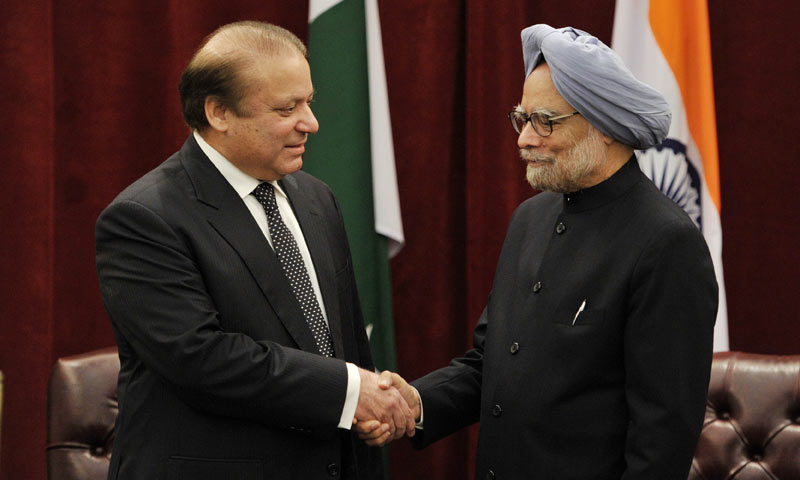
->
xmin=612 ymin=0 xmax=728 ymax=351
xmin=305 ymin=0 xmax=405 ymax=371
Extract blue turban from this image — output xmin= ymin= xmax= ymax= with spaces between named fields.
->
xmin=521 ymin=24 xmax=670 ymax=149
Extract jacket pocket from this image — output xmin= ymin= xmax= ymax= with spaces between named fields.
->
xmin=167 ymin=456 xmax=263 ymax=480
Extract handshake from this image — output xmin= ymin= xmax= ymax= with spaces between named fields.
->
xmin=354 ymin=369 xmax=420 ymax=446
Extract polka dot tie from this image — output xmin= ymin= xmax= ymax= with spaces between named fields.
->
xmin=253 ymin=183 xmax=335 ymax=357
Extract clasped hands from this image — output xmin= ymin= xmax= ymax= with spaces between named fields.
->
xmin=354 ymin=369 xmax=420 ymax=446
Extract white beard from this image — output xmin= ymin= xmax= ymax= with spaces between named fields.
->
xmin=521 ymin=128 xmax=607 ymax=193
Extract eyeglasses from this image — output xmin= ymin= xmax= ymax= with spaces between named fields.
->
xmin=508 ymin=109 xmax=581 ymax=136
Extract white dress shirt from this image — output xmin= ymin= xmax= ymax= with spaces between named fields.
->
xmin=194 ymin=131 xmax=360 ymax=430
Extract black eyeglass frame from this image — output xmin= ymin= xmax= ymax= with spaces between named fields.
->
xmin=508 ymin=110 xmax=581 ymax=136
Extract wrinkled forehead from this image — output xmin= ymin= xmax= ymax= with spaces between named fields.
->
xmin=243 ymin=51 xmax=312 ymax=90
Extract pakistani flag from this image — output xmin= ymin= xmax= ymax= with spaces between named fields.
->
xmin=306 ymin=0 xmax=404 ymax=373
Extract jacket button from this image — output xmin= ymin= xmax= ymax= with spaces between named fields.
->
xmin=327 ymin=463 xmax=339 ymax=477
xmin=486 ymin=470 xmax=496 ymax=480
xmin=532 ymin=281 xmax=542 ymax=293
xmin=555 ymin=222 xmax=566 ymax=234
xmin=492 ymin=404 xmax=502 ymax=417
xmin=509 ymin=342 xmax=519 ymax=354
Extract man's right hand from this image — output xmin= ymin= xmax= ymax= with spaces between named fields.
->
xmin=354 ymin=370 xmax=421 ymax=446
xmin=354 ymin=368 xmax=417 ymax=445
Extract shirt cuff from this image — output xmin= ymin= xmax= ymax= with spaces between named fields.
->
xmin=412 ymin=386 xmax=424 ymax=429
xmin=338 ymin=362 xmax=361 ymax=429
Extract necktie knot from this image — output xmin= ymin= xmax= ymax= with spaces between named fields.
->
xmin=253 ymin=182 xmax=278 ymax=213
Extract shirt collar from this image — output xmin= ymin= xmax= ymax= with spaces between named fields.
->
xmin=193 ymin=130 xmax=287 ymax=199
xmin=562 ymin=155 xmax=642 ymax=213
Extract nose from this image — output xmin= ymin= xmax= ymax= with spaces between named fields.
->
xmin=517 ymin=122 xmax=544 ymax=149
xmin=298 ymin=103 xmax=319 ymax=134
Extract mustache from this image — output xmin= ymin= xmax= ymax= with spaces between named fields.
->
xmin=519 ymin=148 xmax=554 ymax=164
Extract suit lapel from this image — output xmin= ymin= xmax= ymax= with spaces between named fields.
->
xmin=280 ymin=176 xmax=347 ymax=361
xmin=178 ymin=136 xmax=320 ymax=355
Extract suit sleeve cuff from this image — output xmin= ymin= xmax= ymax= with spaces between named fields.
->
xmin=412 ymin=386 xmax=424 ymax=429
xmin=338 ymin=362 xmax=361 ymax=429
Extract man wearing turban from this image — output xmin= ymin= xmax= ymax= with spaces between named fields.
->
xmin=358 ymin=24 xmax=718 ymax=479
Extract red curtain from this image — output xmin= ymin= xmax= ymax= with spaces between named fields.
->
xmin=1 ymin=1 xmax=798 ymax=478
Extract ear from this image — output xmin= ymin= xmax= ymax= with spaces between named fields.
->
xmin=204 ymin=96 xmax=230 ymax=132
xmin=600 ymin=131 xmax=615 ymax=146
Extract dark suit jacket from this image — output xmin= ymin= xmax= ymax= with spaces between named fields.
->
xmin=411 ymin=159 xmax=717 ymax=479
xmin=95 ymin=135 xmax=381 ymax=479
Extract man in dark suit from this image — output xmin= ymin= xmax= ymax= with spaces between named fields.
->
xmin=358 ymin=24 xmax=717 ymax=479
xmin=95 ymin=21 xmax=413 ymax=479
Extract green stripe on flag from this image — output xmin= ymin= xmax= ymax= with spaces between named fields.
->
xmin=306 ymin=0 xmax=397 ymax=374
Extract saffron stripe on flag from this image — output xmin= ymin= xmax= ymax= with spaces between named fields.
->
xmin=612 ymin=0 xmax=729 ymax=351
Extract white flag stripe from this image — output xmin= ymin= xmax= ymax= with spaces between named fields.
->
xmin=308 ymin=0 xmax=344 ymax=23
xmin=366 ymin=0 xmax=405 ymax=257
xmin=611 ymin=5 xmax=690 ymax=144
xmin=613 ymin=0 xmax=729 ymax=351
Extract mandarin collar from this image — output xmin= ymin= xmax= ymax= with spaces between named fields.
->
xmin=562 ymin=155 xmax=642 ymax=213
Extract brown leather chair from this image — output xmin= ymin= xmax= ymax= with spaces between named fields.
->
xmin=689 ymin=351 xmax=800 ymax=479
xmin=46 ymin=347 xmax=119 ymax=480
xmin=45 ymin=348 xmax=800 ymax=479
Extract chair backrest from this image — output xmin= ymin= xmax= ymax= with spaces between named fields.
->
xmin=44 ymin=348 xmax=800 ymax=479
xmin=46 ymin=347 xmax=119 ymax=480
xmin=689 ymin=351 xmax=800 ymax=480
